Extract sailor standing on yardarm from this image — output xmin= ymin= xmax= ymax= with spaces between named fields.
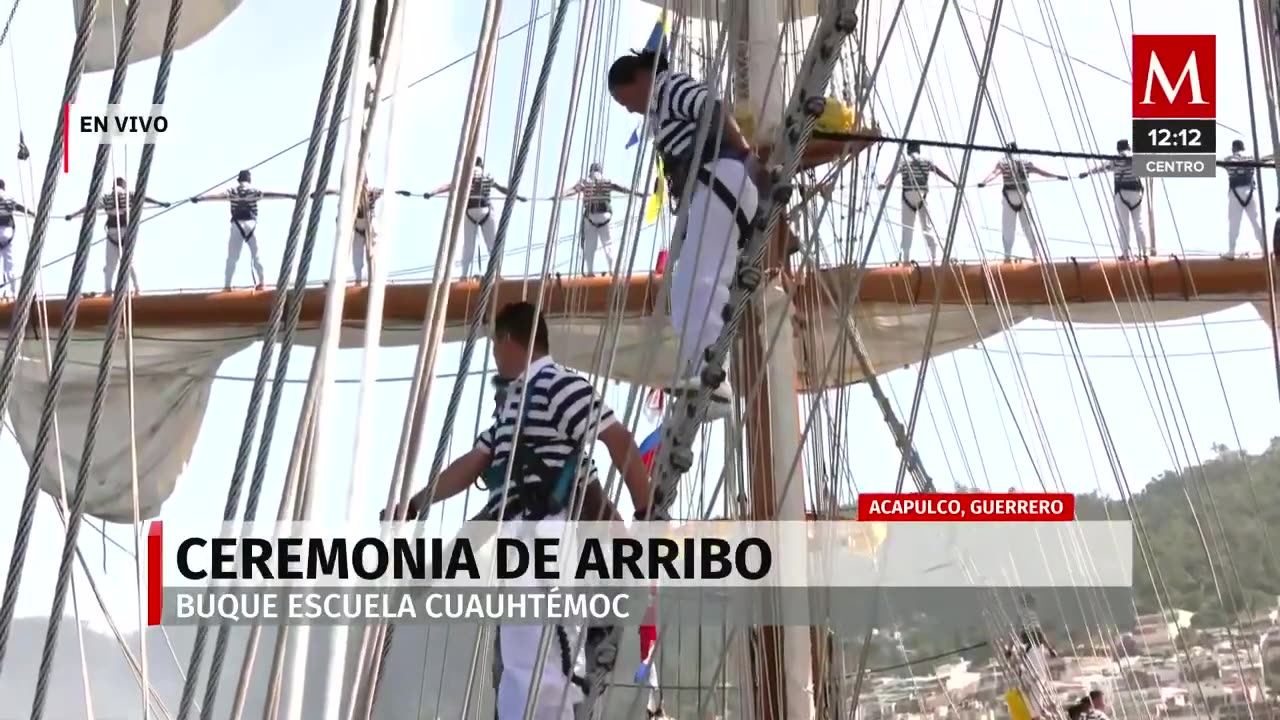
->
xmin=190 ymin=169 xmax=296 ymax=291
xmin=423 ymin=156 xmax=527 ymax=277
xmin=1078 ymin=139 xmax=1148 ymax=259
xmin=0 ymin=180 xmax=34 ymax=297
xmin=878 ymin=141 xmax=957 ymax=264
xmin=351 ymin=180 xmax=384 ymax=285
xmin=65 ymin=177 xmax=171 ymax=294
xmin=977 ymin=143 xmax=1070 ymax=262
xmin=1220 ymin=140 xmax=1266 ymax=259
xmin=560 ymin=161 xmax=644 ymax=275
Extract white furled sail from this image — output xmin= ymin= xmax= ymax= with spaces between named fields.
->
xmin=76 ymin=0 xmax=244 ymax=73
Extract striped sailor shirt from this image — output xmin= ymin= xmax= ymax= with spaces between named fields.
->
xmin=900 ymin=155 xmax=932 ymax=192
xmin=0 ymin=193 xmax=16 ymax=225
xmin=581 ymin=174 xmax=613 ymax=214
xmin=356 ymin=186 xmax=383 ymax=221
xmin=100 ymin=190 xmax=137 ymax=228
xmin=998 ymin=159 xmax=1032 ymax=193
xmin=475 ymin=355 xmax=617 ymax=520
xmin=1111 ymin=154 xmax=1141 ymax=192
xmin=650 ymin=70 xmax=710 ymax=162
xmin=227 ymin=183 xmax=263 ymax=221
xmin=1224 ymin=152 xmax=1255 ymax=189
xmin=469 ymin=174 xmax=496 ymax=206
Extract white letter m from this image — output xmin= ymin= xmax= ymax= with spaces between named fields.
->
xmin=1142 ymin=51 xmax=1206 ymax=106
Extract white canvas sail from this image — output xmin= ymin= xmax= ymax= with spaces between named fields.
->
xmin=75 ymin=0 xmax=244 ymax=73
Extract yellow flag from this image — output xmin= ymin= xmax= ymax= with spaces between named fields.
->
xmin=644 ymin=158 xmax=665 ymax=225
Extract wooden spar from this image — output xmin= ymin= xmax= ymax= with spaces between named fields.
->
xmin=0 ymin=257 xmax=1268 ymax=331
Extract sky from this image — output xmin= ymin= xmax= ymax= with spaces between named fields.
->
xmin=0 ymin=0 xmax=1276 ymax=685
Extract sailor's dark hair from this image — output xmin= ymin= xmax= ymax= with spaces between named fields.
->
xmin=1117 ymin=138 xmax=1130 ymax=152
xmin=494 ymin=301 xmax=550 ymax=353
xmin=1088 ymin=689 xmax=1104 ymax=703
xmin=906 ymin=140 xmax=922 ymax=154
xmin=475 ymin=155 xmax=484 ymax=168
xmin=238 ymin=169 xmax=252 ymax=183
xmin=1066 ymin=698 xmax=1092 ymax=720
xmin=114 ymin=176 xmax=126 ymax=187
xmin=1006 ymin=141 xmax=1018 ymax=152
xmin=0 ymin=179 xmax=6 ymax=190
xmin=1233 ymin=139 xmax=1246 ymax=152
xmin=608 ymin=49 xmax=669 ymax=90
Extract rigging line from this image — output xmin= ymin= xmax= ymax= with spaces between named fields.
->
xmin=31 ymin=0 xmax=186 ymax=717
xmin=194 ymin=0 xmax=361 ymax=717
xmin=896 ymin=0 xmax=1004 ymax=493
xmin=0 ymin=0 xmax=21 ymax=52
xmin=0 ymin=0 xmax=112 ymax=682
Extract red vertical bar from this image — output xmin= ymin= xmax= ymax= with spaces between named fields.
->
xmin=147 ymin=520 xmax=163 ymax=625
xmin=63 ymin=104 xmax=69 ymax=173
xmin=654 ymin=250 xmax=668 ymax=275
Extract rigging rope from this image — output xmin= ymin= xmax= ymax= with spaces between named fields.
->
xmin=29 ymin=0 xmax=185 ymax=718
xmin=0 ymin=0 xmax=106 ymax=680
xmin=176 ymin=0 xmax=361 ymax=716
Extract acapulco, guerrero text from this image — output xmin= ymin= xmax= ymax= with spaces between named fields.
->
xmin=856 ymin=493 xmax=1074 ymax=521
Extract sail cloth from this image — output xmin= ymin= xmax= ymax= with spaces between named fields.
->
xmin=0 ymin=299 xmax=1263 ymax=522
xmin=77 ymin=0 xmax=244 ymax=73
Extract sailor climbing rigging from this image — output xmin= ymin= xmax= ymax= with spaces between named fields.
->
xmin=396 ymin=301 xmax=657 ymax=720
xmin=1220 ymin=140 xmax=1266 ymax=259
xmin=608 ymin=48 xmax=760 ymax=420
xmin=65 ymin=177 xmax=170 ymax=294
xmin=424 ymin=156 xmax=527 ymax=277
xmin=1078 ymin=139 xmax=1148 ymax=258
xmin=878 ymin=141 xmax=957 ymax=263
xmin=190 ymin=169 xmax=295 ymax=291
xmin=560 ymin=162 xmax=643 ymax=275
xmin=0 ymin=180 xmax=34 ymax=297
xmin=977 ymin=143 xmax=1069 ymax=262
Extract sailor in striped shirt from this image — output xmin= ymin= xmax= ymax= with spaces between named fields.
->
xmin=1220 ymin=139 xmax=1266 ymax=259
xmin=608 ymin=49 xmax=759 ymax=419
xmin=977 ymin=142 xmax=1069 ymax=262
xmin=878 ymin=141 xmax=957 ymax=263
xmin=560 ymin=161 xmax=643 ymax=275
xmin=0 ymin=180 xmax=34 ymax=296
xmin=423 ymin=156 xmax=527 ymax=277
xmin=352 ymin=181 xmax=384 ymax=285
xmin=398 ymin=302 xmax=656 ymax=720
xmin=1079 ymin=139 xmax=1148 ymax=258
xmin=190 ymin=169 xmax=295 ymax=290
xmin=65 ymin=177 xmax=170 ymax=294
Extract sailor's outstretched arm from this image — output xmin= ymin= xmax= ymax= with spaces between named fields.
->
xmin=1024 ymin=162 xmax=1070 ymax=181
xmin=606 ymin=180 xmax=644 ymax=197
xmin=559 ymin=181 xmax=583 ymax=199
xmin=64 ymin=206 xmax=91 ymax=220
xmin=404 ymin=446 xmax=491 ymax=518
xmin=877 ymin=159 xmax=901 ymax=189
xmin=931 ymin=164 xmax=959 ymax=187
xmin=975 ymin=164 xmax=1002 ymax=187
xmin=189 ymin=190 xmax=229 ymax=204
xmin=143 ymin=195 xmax=172 ymax=207
xmin=1077 ymin=162 xmax=1113 ymax=179
xmin=261 ymin=191 xmax=297 ymax=199
xmin=12 ymin=202 xmax=33 ymax=216
xmin=426 ymin=182 xmax=452 ymax=197
xmin=493 ymin=181 xmax=528 ymax=202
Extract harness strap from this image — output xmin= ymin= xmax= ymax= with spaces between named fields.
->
xmin=902 ymin=190 xmax=926 ymax=212
xmin=1002 ymin=188 xmax=1025 ymax=213
xmin=583 ymin=211 xmax=612 ymax=228
xmin=1233 ymin=186 xmax=1255 ymax=208
xmin=695 ymin=166 xmax=753 ymax=245
xmin=1116 ymin=190 xmax=1142 ymax=212
xmin=468 ymin=207 xmax=493 ymax=226
xmin=233 ymin=219 xmax=257 ymax=243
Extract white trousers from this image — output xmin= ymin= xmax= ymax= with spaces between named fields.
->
xmin=462 ymin=206 xmax=497 ymax=275
xmin=579 ymin=212 xmax=615 ymax=273
xmin=899 ymin=189 xmax=937 ymax=262
xmin=353 ymin=218 xmax=374 ymax=284
xmin=1000 ymin=189 xmax=1039 ymax=261
xmin=0 ymin=225 xmax=13 ymax=292
xmin=670 ymin=157 xmax=759 ymax=376
xmin=225 ymin=219 xmax=265 ymax=288
xmin=1112 ymin=189 xmax=1148 ymax=257
xmin=495 ymin=509 xmax=583 ymax=720
xmin=103 ymin=228 xmax=138 ymax=294
xmin=1227 ymin=186 xmax=1265 ymax=256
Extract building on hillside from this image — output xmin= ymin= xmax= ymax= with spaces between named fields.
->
xmin=1130 ymin=609 xmax=1194 ymax=654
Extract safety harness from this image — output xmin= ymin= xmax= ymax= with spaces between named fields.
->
xmin=902 ymin=189 xmax=926 ymax=212
xmin=0 ymin=222 xmax=12 ymax=250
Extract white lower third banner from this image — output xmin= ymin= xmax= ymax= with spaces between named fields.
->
xmin=146 ymin=520 xmax=1133 ymax=626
